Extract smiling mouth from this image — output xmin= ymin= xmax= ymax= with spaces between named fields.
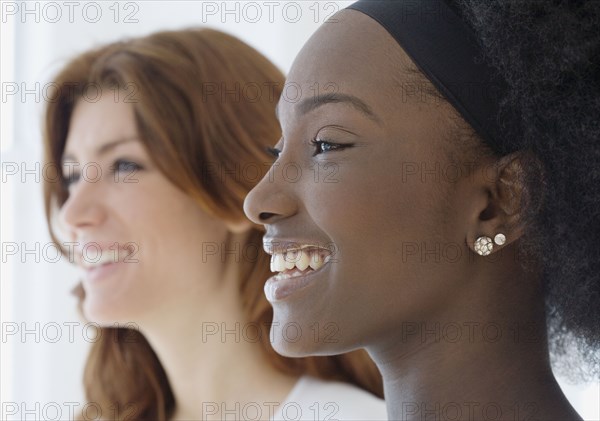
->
xmin=78 ymin=248 xmax=132 ymax=270
xmin=264 ymin=245 xmax=333 ymax=302
xmin=75 ymin=246 xmax=136 ymax=284
xmin=270 ymin=246 xmax=332 ymax=274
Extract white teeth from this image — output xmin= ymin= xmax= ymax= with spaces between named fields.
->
xmin=309 ymin=252 xmax=324 ymax=271
xmin=82 ymin=250 xmax=128 ymax=269
xmin=269 ymin=247 xmax=330 ymax=273
xmin=296 ymin=252 xmax=310 ymax=271
xmin=284 ymin=250 xmax=297 ymax=270
xmin=271 ymin=253 xmax=286 ymax=272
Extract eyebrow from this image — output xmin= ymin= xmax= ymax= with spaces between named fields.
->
xmin=275 ymin=92 xmax=381 ymax=124
xmin=61 ymin=137 xmax=139 ymax=164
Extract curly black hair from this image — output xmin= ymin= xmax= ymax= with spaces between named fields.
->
xmin=442 ymin=0 xmax=600 ymax=381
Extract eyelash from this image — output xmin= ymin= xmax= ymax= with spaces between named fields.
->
xmin=309 ymin=138 xmax=351 ymax=156
xmin=266 ymin=146 xmax=281 ymax=159
xmin=63 ymin=159 xmax=143 ymax=189
xmin=110 ymin=159 xmax=142 ymax=174
xmin=265 ymin=139 xmax=352 ymax=160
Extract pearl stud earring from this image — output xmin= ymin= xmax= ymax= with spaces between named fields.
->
xmin=493 ymin=233 xmax=506 ymax=246
xmin=474 ymin=233 xmax=506 ymax=256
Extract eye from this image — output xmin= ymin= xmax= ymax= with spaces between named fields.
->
xmin=62 ymin=172 xmax=80 ymax=190
xmin=110 ymin=159 xmax=142 ymax=173
xmin=310 ymin=138 xmax=352 ymax=156
xmin=265 ymin=146 xmax=282 ymax=159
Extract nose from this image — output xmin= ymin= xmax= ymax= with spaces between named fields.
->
xmin=58 ymin=179 xmax=107 ymax=238
xmin=244 ymin=162 xmax=299 ymax=225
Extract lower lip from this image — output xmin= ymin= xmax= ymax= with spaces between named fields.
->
xmin=264 ymin=263 xmax=330 ymax=302
xmin=84 ymin=262 xmax=121 ymax=282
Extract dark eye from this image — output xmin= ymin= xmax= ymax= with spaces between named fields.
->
xmin=62 ymin=172 xmax=80 ymax=189
xmin=110 ymin=159 xmax=142 ymax=173
xmin=310 ymin=139 xmax=351 ymax=156
xmin=265 ymin=146 xmax=282 ymax=159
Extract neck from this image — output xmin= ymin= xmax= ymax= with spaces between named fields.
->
xmin=368 ymin=249 xmax=581 ymax=421
xmin=138 ymin=262 xmax=298 ymax=420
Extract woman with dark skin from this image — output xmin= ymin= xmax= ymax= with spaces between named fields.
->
xmin=244 ymin=1 xmax=599 ymax=420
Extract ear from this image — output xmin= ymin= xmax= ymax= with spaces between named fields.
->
xmin=224 ymin=217 xmax=254 ymax=234
xmin=466 ymin=151 xmax=538 ymax=254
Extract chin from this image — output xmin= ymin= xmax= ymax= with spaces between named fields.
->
xmin=82 ymin=298 xmax=135 ymax=327
xmin=271 ymin=337 xmax=335 ymax=358
xmin=82 ymin=303 xmax=116 ymax=326
xmin=269 ymin=314 xmax=351 ymax=358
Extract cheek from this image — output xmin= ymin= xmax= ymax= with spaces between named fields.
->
xmin=304 ymin=157 xmax=438 ymax=247
xmin=124 ymin=179 xmax=221 ymax=245
xmin=118 ymin=182 xmax=228 ymax=291
xmin=302 ymin=156 xmax=461 ymax=325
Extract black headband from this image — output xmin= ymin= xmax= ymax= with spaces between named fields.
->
xmin=347 ymin=0 xmax=519 ymax=156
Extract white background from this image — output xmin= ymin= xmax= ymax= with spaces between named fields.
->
xmin=1 ymin=1 xmax=598 ymax=420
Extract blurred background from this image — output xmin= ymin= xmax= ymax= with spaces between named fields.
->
xmin=1 ymin=1 xmax=598 ymax=420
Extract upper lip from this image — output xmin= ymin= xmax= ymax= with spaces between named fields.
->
xmin=263 ymin=237 xmax=334 ymax=256
xmin=73 ymin=241 xmax=134 ymax=269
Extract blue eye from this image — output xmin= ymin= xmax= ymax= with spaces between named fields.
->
xmin=310 ymin=139 xmax=352 ymax=156
xmin=110 ymin=159 xmax=142 ymax=173
xmin=61 ymin=159 xmax=142 ymax=191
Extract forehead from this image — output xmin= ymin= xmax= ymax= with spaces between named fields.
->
xmin=69 ymin=96 xmax=135 ymax=133
xmin=284 ymin=10 xmax=413 ymax=117
xmin=65 ymin=96 xmax=137 ymax=153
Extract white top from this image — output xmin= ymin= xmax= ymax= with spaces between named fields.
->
xmin=271 ymin=376 xmax=387 ymax=421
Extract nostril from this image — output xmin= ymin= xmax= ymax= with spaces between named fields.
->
xmin=259 ymin=212 xmax=276 ymax=221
